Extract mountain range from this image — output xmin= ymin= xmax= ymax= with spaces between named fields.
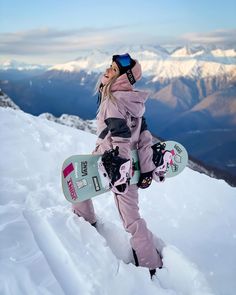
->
xmin=1 ymin=90 xmax=235 ymax=186
xmin=0 ymin=45 xmax=235 ymax=177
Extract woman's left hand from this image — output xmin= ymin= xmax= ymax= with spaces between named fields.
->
xmin=137 ymin=171 xmax=153 ymax=189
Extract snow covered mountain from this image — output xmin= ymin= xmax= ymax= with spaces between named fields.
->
xmin=1 ymin=88 xmax=235 ymax=185
xmin=1 ymin=46 xmax=235 ymax=80
xmin=0 ymin=89 xmax=97 ymax=134
xmin=0 ymin=59 xmax=49 ymax=71
xmin=49 ymin=46 xmax=236 ymax=79
xmin=1 ymin=45 xmax=235 ymax=177
xmin=39 ymin=112 xmax=97 ymax=134
xmin=0 ymin=60 xmax=50 ymax=81
xmin=0 ymin=106 xmax=236 ymax=295
xmin=0 ymin=89 xmax=20 ymax=110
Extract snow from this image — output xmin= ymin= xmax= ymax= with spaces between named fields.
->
xmin=48 ymin=46 xmax=236 ymax=79
xmin=1 ymin=46 xmax=235 ymax=80
xmin=211 ymin=49 xmax=236 ymax=58
xmin=39 ymin=113 xmax=97 ymax=134
xmin=1 ymin=107 xmax=236 ymax=295
xmin=171 ymin=46 xmax=205 ymax=58
xmin=0 ymin=59 xmax=49 ymax=71
xmin=48 ymin=50 xmax=110 ymax=74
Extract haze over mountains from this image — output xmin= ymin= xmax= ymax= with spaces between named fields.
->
xmin=0 ymin=45 xmax=236 ymax=178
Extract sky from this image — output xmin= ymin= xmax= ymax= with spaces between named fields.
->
xmin=0 ymin=0 xmax=236 ymax=64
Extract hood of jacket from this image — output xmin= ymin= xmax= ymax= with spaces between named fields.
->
xmin=111 ymin=59 xmax=149 ymax=118
xmin=112 ymin=90 xmax=149 ymax=118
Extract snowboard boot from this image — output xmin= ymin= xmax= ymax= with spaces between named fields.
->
xmin=149 ymin=269 xmax=156 ymax=279
xmin=91 ymin=221 xmax=97 ymax=228
xmin=100 ymin=146 xmax=131 ymax=194
xmin=152 ymin=142 xmax=175 ymax=182
xmin=132 ymin=248 xmax=162 ymax=279
xmin=152 ymin=142 xmax=166 ymax=167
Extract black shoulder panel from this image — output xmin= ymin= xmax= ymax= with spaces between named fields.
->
xmin=140 ymin=117 xmax=148 ymax=133
xmin=105 ymin=118 xmax=131 ymax=138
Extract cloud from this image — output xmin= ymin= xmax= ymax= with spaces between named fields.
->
xmin=0 ymin=26 xmax=131 ymax=56
xmin=1 ymin=27 xmax=235 ymax=64
xmin=179 ymin=29 xmax=236 ymax=46
xmin=0 ymin=26 xmax=156 ymax=63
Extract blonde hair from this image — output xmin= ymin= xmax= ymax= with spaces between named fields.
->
xmin=95 ymin=72 xmax=120 ymax=105
xmin=102 ymin=76 xmax=118 ymax=103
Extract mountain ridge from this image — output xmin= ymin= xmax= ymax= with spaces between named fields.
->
xmin=1 ymin=90 xmax=235 ymax=186
xmin=1 ymin=45 xmax=235 ymax=79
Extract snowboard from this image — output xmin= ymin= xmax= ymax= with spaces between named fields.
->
xmin=61 ymin=141 xmax=188 ymax=203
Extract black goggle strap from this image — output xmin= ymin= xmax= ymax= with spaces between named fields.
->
xmin=113 ymin=54 xmax=136 ymax=85
xmin=126 ymin=68 xmax=136 ymax=85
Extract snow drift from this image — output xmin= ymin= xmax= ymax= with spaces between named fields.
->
xmin=0 ymin=107 xmax=236 ymax=295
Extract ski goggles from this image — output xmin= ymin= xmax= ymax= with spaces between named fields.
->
xmin=112 ymin=53 xmax=136 ymax=85
xmin=113 ymin=53 xmax=133 ymax=68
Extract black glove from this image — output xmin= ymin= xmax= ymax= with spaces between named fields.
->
xmin=137 ymin=171 xmax=153 ymax=189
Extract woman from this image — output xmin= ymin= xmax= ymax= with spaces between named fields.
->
xmin=72 ymin=53 xmax=163 ymax=278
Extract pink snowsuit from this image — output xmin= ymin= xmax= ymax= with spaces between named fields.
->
xmin=72 ymin=60 xmax=162 ymax=270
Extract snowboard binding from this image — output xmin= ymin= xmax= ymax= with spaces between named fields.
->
xmin=151 ymin=142 xmax=175 ymax=182
xmin=98 ymin=146 xmax=131 ymax=194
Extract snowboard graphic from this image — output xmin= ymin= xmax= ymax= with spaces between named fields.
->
xmin=61 ymin=141 xmax=188 ymax=203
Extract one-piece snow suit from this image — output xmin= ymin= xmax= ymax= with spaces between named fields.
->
xmin=72 ymin=60 xmax=162 ymax=270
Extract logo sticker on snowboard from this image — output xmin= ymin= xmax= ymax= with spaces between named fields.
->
xmin=67 ymin=177 xmax=78 ymax=201
xmin=63 ymin=163 xmax=74 ymax=178
xmin=92 ymin=176 xmax=101 ymax=192
xmin=76 ymin=179 xmax=88 ymax=189
xmin=81 ymin=161 xmax=88 ymax=177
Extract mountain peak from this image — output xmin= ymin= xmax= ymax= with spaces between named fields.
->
xmin=47 ymin=46 xmax=236 ymax=79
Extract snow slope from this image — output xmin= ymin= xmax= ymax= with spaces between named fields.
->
xmin=0 ymin=107 xmax=236 ymax=295
xmin=39 ymin=113 xmax=97 ymax=134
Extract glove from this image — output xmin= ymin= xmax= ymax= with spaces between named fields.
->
xmin=137 ymin=171 xmax=153 ymax=189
